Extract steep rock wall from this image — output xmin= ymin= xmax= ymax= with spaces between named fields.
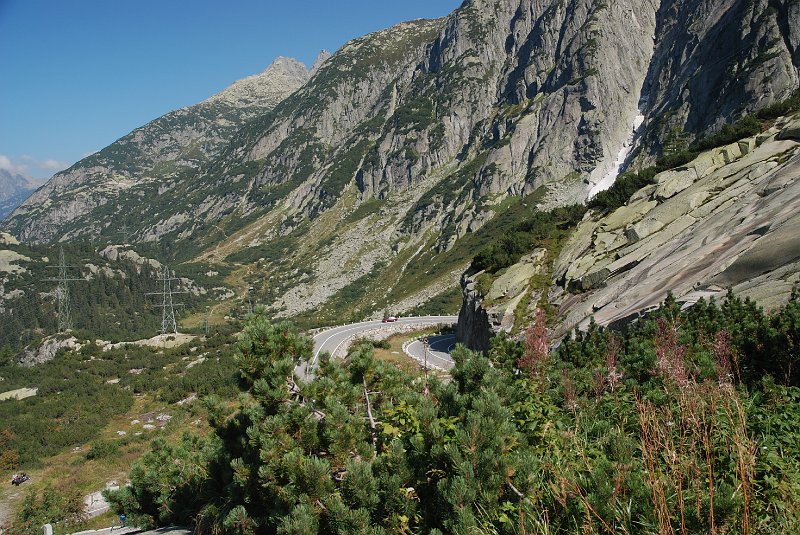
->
xmin=457 ymin=115 xmax=800 ymax=347
xmin=4 ymin=0 xmax=799 ymax=323
xmin=639 ymin=0 xmax=800 ymax=156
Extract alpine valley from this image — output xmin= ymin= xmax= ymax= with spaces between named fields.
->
xmin=3 ymin=0 xmax=800 ymax=533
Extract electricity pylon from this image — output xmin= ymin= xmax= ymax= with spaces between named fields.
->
xmin=45 ymin=247 xmax=84 ymax=332
xmin=146 ymin=265 xmax=187 ymax=335
xmin=118 ymin=224 xmax=134 ymax=244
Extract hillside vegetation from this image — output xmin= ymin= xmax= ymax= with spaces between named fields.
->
xmin=0 ymin=325 xmax=243 ymax=534
xmin=0 ymin=0 xmax=798 ymax=532
xmin=0 ymin=240 xmax=237 ymax=353
xmin=103 ymin=293 xmax=800 ymax=534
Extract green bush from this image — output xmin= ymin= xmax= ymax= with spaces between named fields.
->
xmin=587 ymin=167 xmax=657 ymax=213
xmin=471 ymin=205 xmax=585 ymax=273
xmin=85 ymin=439 xmax=119 ymax=460
xmin=2 ymin=485 xmax=86 ymax=535
xmin=692 ymin=114 xmax=763 ymax=152
xmin=756 ymin=89 xmax=800 ymax=120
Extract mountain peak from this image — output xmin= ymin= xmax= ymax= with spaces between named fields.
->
xmin=266 ymin=56 xmax=310 ymax=77
xmin=204 ymin=56 xmax=309 ymax=108
xmin=0 ymin=168 xmax=44 ymax=220
xmin=310 ymin=50 xmax=331 ymax=74
xmin=0 ymin=168 xmax=43 ymax=194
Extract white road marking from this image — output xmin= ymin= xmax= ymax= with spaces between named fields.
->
xmin=405 ymin=334 xmax=456 ymax=371
xmin=312 ymin=322 xmax=379 ymax=366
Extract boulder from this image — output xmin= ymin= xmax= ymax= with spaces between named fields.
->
xmin=654 ymin=168 xmax=698 ymax=200
xmin=777 ymin=117 xmax=800 ymax=141
xmin=686 ymin=189 xmax=711 ymax=210
xmin=690 ymin=150 xmax=721 ymax=178
xmin=552 ymin=133 xmax=800 ymax=340
xmin=570 ymin=268 xmax=611 ymax=292
xmin=498 ymin=290 xmax=529 ymax=331
xmin=625 ymin=217 xmax=664 ymax=242
xmin=756 ymin=127 xmax=780 ymax=146
xmin=594 ymin=230 xmax=626 ymax=251
xmin=600 ymin=199 xmax=658 ymax=231
xmin=720 ymin=142 xmax=743 ymax=164
xmin=738 ymin=138 xmax=755 ymax=155
xmin=486 ymin=250 xmax=546 ymax=302
xmin=756 ymin=162 xmax=790 ymax=196
xmin=628 ymin=184 xmax=657 ymax=202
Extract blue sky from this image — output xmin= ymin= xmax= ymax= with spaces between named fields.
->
xmin=0 ymin=0 xmax=460 ymax=179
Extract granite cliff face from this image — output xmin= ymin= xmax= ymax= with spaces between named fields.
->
xmin=638 ymin=0 xmax=800 ymax=157
xmin=456 ymin=249 xmax=549 ymax=353
xmin=552 ymin=116 xmax=800 ymax=336
xmin=3 ymin=0 xmax=799 ymax=325
xmin=457 ymin=114 xmax=800 ymax=349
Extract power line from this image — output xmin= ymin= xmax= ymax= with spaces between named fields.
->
xmin=146 ymin=265 xmax=187 ymax=335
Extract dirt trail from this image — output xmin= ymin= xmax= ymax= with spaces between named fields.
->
xmin=0 ymin=483 xmax=26 ymax=526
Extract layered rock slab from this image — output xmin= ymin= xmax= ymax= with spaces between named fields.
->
xmin=554 ymin=123 xmax=800 ymax=336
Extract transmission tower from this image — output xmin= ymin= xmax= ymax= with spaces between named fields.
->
xmin=45 ymin=247 xmax=84 ymax=332
xmin=146 ymin=265 xmax=186 ymax=335
xmin=118 ymin=224 xmax=134 ymax=244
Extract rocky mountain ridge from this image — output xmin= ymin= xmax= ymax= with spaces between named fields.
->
xmin=4 ymin=55 xmax=320 ymax=242
xmin=3 ymin=0 xmax=799 ymax=328
xmin=204 ymin=55 xmax=327 ymax=108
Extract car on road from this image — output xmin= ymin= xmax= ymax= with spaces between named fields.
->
xmin=382 ymin=316 xmax=398 ymax=323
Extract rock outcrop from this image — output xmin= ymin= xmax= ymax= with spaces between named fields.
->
xmin=100 ymin=245 xmax=163 ymax=273
xmin=0 ymin=232 xmax=19 ymax=246
xmin=457 ymin=250 xmax=548 ymax=352
xmin=553 ymin=116 xmax=800 ymax=336
xmin=19 ymin=335 xmax=81 ymax=367
xmin=458 ymin=115 xmax=800 ymax=349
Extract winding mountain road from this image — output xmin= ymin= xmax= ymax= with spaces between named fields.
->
xmin=405 ymin=333 xmax=457 ymax=372
xmin=298 ymin=315 xmax=458 ymax=378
